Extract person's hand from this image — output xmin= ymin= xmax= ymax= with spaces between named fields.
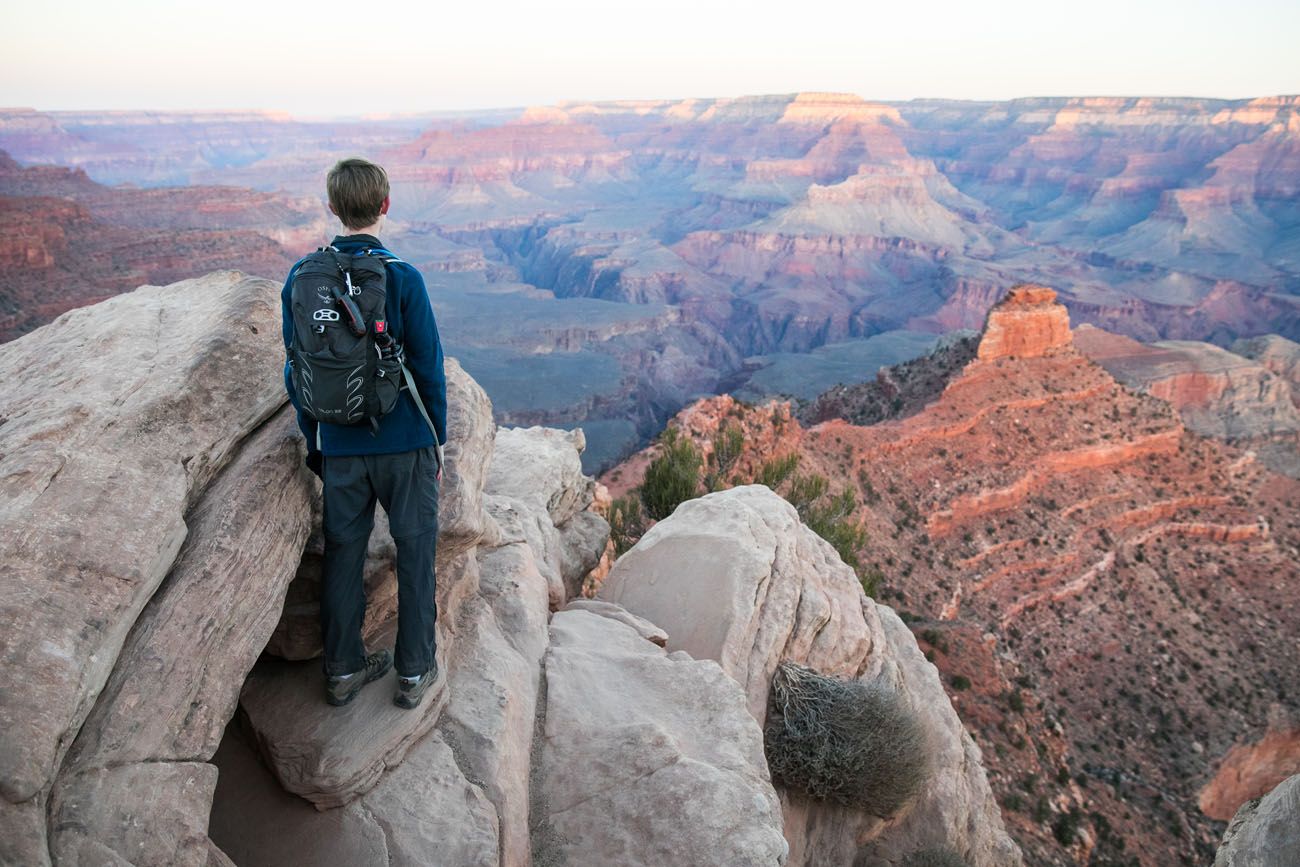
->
xmin=305 ymin=450 xmax=323 ymax=479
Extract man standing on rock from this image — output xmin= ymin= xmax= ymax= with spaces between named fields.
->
xmin=281 ymin=157 xmax=447 ymax=709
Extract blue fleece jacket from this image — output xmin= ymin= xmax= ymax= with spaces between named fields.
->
xmin=282 ymin=233 xmax=448 ymax=456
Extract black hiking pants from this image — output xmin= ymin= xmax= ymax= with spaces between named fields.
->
xmin=320 ymin=446 xmax=440 ymax=678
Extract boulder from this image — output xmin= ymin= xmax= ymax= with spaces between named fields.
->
xmin=49 ymin=410 xmax=315 ymax=865
xmin=557 ymin=509 xmax=612 ymax=600
xmin=598 ymin=485 xmax=1020 ymax=865
xmin=1214 ymin=773 xmax=1300 ymax=867
xmin=599 ymin=485 xmax=875 ymax=722
xmin=487 ymin=426 xmax=594 ymax=526
xmin=534 ymin=608 xmax=789 ymax=866
xmin=0 ymin=271 xmax=286 ymax=865
xmin=264 ymin=358 xmax=495 ymax=660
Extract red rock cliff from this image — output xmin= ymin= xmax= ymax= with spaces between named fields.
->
xmin=977 ymin=285 xmax=1074 ymax=361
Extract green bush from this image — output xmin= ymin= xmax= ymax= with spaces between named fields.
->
xmin=858 ymin=566 xmax=885 ymax=599
xmin=607 ymin=495 xmax=646 ymax=556
xmin=1053 ymin=808 xmax=1083 ymax=845
xmin=640 ymin=428 xmax=702 ymax=520
xmin=757 ymin=452 xmax=800 ymax=489
xmin=901 ymin=848 xmax=969 ymax=867
xmin=784 ymin=472 xmax=829 ymax=513
xmin=802 ymin=487 xmax=869 ymax=574
xmin=764 ymin=661 xmax=930 ymax=817
xmin=704 ymin=424 xmax=745 ymax=492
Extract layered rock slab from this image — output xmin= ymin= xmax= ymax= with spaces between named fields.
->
xmin=210 ymin=722 xmax=499 ymax=867
xmin=48 ymin=409 xmax=315 ymax=865
xmin=599 ymin=485 xmax=1019 ymax=866
xmin=534 ymin=608 xmax=789 ymax=866
xmin=0 ymin=271 xmax=285 ymax=865
xmin=239 ymin=562 xmax=457 ymax=809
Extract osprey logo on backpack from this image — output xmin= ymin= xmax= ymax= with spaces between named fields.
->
xmin=288 ymin=246 xmax=402 ymax=428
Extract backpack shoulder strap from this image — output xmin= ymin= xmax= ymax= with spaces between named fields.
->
xmin=400 ymin=362 xmax=444 ymax=476
xmin=359 ymin=247 xmax=404 ymax=264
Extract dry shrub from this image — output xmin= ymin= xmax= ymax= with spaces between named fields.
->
xmin=764 ymin=661 xmax=930 ymax=817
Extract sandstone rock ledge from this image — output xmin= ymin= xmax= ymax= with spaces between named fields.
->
xmin=1 ymin=271 xmax=1014 ymax=867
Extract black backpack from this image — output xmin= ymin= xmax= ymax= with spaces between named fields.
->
xmin=287 ymin=246 xmax=414 ymax=436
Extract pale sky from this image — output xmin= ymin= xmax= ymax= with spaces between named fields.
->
xmin=3 ymin=0 xmax=1298 ymax=115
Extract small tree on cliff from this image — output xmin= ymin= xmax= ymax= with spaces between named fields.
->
xmin=760 ymin=460 xmax=871 ymax=590
xmin=607 ymin=495 xmax=646 ymax=556
xmin=640 ymin=427 xmax=702 ymax=520
xmin=704 ymin=423 xmax=745 ymax=492
xmin=757 ymin=452 xmax=800 ymax=489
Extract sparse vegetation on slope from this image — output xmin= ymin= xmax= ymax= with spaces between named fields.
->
xmin=626 ymin=427 xmax=873 ymax=591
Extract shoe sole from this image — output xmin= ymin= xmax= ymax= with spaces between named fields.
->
xmin=327 ymin=655 xmax=393 ymax=707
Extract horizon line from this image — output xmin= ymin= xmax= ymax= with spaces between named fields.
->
xmin=5 ymin=90 xmax=1300 ymax=121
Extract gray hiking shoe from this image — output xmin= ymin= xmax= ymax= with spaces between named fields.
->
xmin=325 ymin=649 xmax=392 ymax=707
xmin=394 ymin=660 xmax=440 ymax=710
